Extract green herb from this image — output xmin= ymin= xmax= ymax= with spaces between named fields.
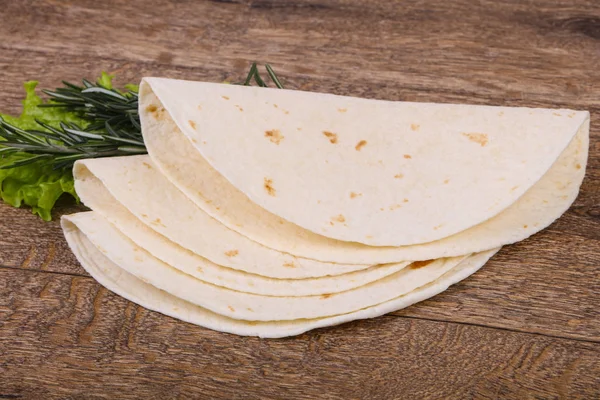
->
xmin=0 ymin=63 xmax=283 ymax=220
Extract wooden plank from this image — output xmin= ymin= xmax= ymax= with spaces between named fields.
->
xmin=1 ymin=0 xmax=599 ymax=110
xmin=0 ymin=267 xmax=599 ymax=400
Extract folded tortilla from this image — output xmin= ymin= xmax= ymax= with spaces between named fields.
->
xmin=140 ymin=78 xmax=589 ymax=246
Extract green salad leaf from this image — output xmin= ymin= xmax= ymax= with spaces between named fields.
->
xmin=0 ymin=81 xmax=87 ymax=220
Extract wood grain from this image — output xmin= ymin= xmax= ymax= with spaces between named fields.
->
xmin=0 ymin=0 xmax=599 ymax=398
xmin=1 ymin=268 xmax=599 ymax=400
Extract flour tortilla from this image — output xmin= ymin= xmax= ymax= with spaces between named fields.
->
xmin=74 ymin=157 xmax=372 ymax=279
xmin=62 ymin=215 xmax=499 ymax=338
xmin=142 ymin=92 xmax=589 ymax=263
xmin=140 ymin=77 xmax=589 ymax=246
xmin=65 ymin=210 xmax=410 ymax=296
xmin=63 ymin=211 xmax=470 ymax=322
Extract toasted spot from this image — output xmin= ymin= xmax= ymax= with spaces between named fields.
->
xmin=134 ymin=255 xmax=143 ymax=263
xmin=264 ymin=178 xmax=276 ymax=196
xmin=97 ymin=245 xmax=107 ymax=254
xmin=247 ymin=307 xmax=254 ymax=312
xmin=444 ymin=179 xmax=450 ymax=184
xmin=283 ymin=110 xmax=289 ymax=114
xmin=196 ymin=266 xmax=204 ymax=273
xmin=228 ymin=306 xmax=235 ymax=312
xmin=197 ymin=105 xmax=202 ymax=111
xmin=297 ymin=127 xmax=302 ymax=131
xmin=462 ymin=132 xmax=489 ymax=147
xmin=542 ymin=200 xmax=549 ymax=204
xmin=320 ymin=293 xmax=333 ymax=299
xmin=141 ymin=213 xmax=148 ymax=218
xmin=322 ymin=131 xmax=338 ymax=144
xmin=433 ymin=224 xmax=443 ymax=230
xmin=394 ymin=173 xmax=404 ymax=179
xmin=188 ymin=120 xmax=196 ymax=129
xmin=511 ymin=186 xmax=519 ymax=192
xmin=403 ymin=198 xmax=409 ymax=203
xmin=338 ymin=108 xmax=347 ymax=113
xmin=273 ymin=104 xmax=278 ymax=108
xmin=366 ymin=235 xmax=373 ymax=239
xmin=389 ymin=204 xmax=402 ymax=210
xmin=191 ymin=138 xmax=198 ymax=143
xmin=283 ymin=262 xmax=296 ymax=268
xmin=151 ymin=218 xmax=165 ymax=227
xmin=222 ymin=95 xmax=230 ymax=100
xmin=355 ymin=140 xmax=367 ymax=151
xmin=576 ymin=163 xmax=581 ymax=169
xmin=498 ymin=111 xmax=504 ymax=116
xmin=265 ymin=129 xmax=284 ymax=144
xmin=225 ymin=250 xmax=239 ymax=257
xmin=403 ymin=154 xmax=412 ymax=159
xmin=350 ymin=192 xmax=362 ymax=199
xmin=332 ymin=214 xmax=346 ymax=223
xmin=146 ymin=104 xmax=158 ymax=113
xmin=142 ymin=162 xmax=152 ymax=169
xmin=235 ymin=105 xmax=243 ymax=112
xmin=568 ymin=112 xmax=576 ymax=118
xmin=523 ymin=225 xmax=528 ymax=229
xmin=553 ymin=112 xmax=562 ymax=116
xmin=411 ymin=259 xmax=434 ymax=269
xmin=410 ymin=124 xmax=420 ymax=131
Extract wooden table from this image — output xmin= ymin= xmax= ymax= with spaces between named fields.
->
xmin=1 ymin=0 xmax=599 ymax=398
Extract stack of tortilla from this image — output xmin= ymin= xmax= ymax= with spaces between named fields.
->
xmin=61 ymin=78 xmax=590 ymax=338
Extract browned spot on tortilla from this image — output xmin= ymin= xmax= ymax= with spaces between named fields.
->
xmin=561 ymin=195 xmax=568 ymax=200
xmin=329 ymin=221 xmax=334 ymax=226
xmin=265 ymin=129 xmax=284 ymax=144
xmin=297 ymin=127 xmax=302 ymax=131
xmin=411 ymin=259 xmax=434 ymax=269
xmin=462 ymin=132 xmax=489 ymax=147
xmin=332 ymin=214 xmax=346 ymax=223
xmin=350 ymin=192 xmax=362 ymax=199
xmin=433 ymin=224 xmax=443 ymax=230
xmin=511 ymin=186 xmax=519 ymax=192
xmin=568 ymin=112 xmax=576 ymax=118
xmin=146 ymin=104 xmax=157 ymax=113
xmin=222 ymin=95 xmax=230 ymax=100
xmin=403 ymin=154 xmax=412 ymax=159
xmin=197 ymin=105 xmax=202 ymax=111
xmin=196 ymin=266 xmax=203 ymax=272
xmin=151 ymin=218 xmax=165 ymax=227
xmin=380 ymin=207 xmax=385 ymax=211
xmin=322 ymin=131 xmax=338 ymax=144
xmin=410 ymin=124 xmax=420 ymax=131
xmin=576 ymin=163 xmax=581 ymax=169
xmin=228 ymin=306 xmax=235 ymax=312
xmin=403 ymin=198 xmax=409 ymax=203
xmin=191 ymin=138 xmax=198 ymax=143
xmin=235 ymin=105 xmax=243 ymax=112
xmin=264 ymin=178 xmax=276 ymax=196
xmin=142 ymin=162 xmax=152 ymax=169
xmin=366 ymin=235 xmax=373 ymax=239
xmin=498 ymin=111 xmax=504 ymax=116
xmin=355 ymin=140 xmax=367 ymax=151
xmin=141 ymin=213 xmax=148 ymax=218
xmin=247 ymin=307 xmax=254 ymax=312
xmin=283 ymin=110 xmax=289 ymax=114
xmin=394 ymin=173 xmax=404 ymax=179
xmin=203 ymin=141 xmax=207 ymax=145
xmin=133 ymin=248 xmax=139 ymax=252
xmin=543 ymin=200 xmax=549 ymax=204
xmin=338 ymin=108 xmax=347 ymax=113
xmin=553 ymin=112 xmax=562 ymax=116
xmin=444 ymin=179 xmax=450 ymax=184
xmin=188 ymin=120 xmax=196 ymax=129
xmin=278 ymin=220 xmax=284 ymax=225
xmin=389 ymin=204 xmax=402 ymax=210
xmin=225 ymin=250 xmax=239 ymax=257
xmin=320 ymin=293 xmax=333 ymax=299
xmin=273 ymin=104 xmax=278 ymax=108
xmin=523 ymin=225 xmax=528 ymax=228
xmin=283 ymin=262 xmax=296 ymax=268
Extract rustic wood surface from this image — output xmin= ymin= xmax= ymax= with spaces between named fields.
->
xmin=1 ymin=0 xmax=599 ymax=398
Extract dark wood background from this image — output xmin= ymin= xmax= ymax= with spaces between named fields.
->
xmin=1 ymin=0 xmax=599 ymax=398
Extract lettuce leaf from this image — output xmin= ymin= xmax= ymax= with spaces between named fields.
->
xmin=0 ymin=81 xmax=87 ymax=220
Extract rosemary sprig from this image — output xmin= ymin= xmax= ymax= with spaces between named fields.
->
xmin=0 ymin=63 xmax=283 ymax=170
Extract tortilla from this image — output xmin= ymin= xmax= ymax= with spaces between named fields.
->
xmin=62 ymin=215 xmax=499 ymax=338
xmin=140 ymin=77 xmax=589 ymax=246
xmin=63 ymin=211 xmax=469 ymax=321
xmin=74 ymin=157 xmax=373 ymax=279
xmin=142 ymin=92 xmax=588 ymax=263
